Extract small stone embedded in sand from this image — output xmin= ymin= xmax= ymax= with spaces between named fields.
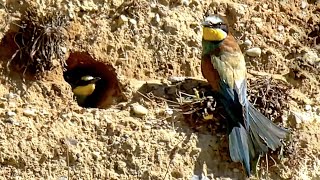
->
xmin=131 ymin=103 xmax=148 ymax=116
xmin=165 ymin=107 xmax=174 ymax=115
xmin=246 ymin=47 xmax=262 ymax=57
xmin=5 ymin=118 xmax=20 ymax=126
xmin=181 ymin=0 xmax=189 ymax=6
xmin=143 ymin=124 xmax=151 ymax=130
xmin=58 ymin=176 xmax=68 ymax=180
xmin=23 ymin=108 xmax=37 ymax=117
xmin=278 ymin=25 xmax=285 ymax=32
xmin=153 ymin=13 xmax=161 ymax=25
xmin=92 ymin=151 xmax=102 ymax=161
xmin=302 ymin=50 xmax=319 ymax=65
xmin=5 ymin=93 xmax=18 ymax=100
xmin=289 ymin=111 xmax=312 ymax=128
xmin=301 ymin=1 xmax=308 ymax=8
xmin=129 ymin=18 xmax=137 ymax=25
xmin=6 ymin=111 xmax=16 ymax=117
xmin=243 ymin=39 xmax=252 ymax=46
xmin=305 ymin=104 xmax=312 ymax=111
xmin=118 ymin=14 xmax=128 ymax=26
xmin=116 ymin=160 xmax=127 ymax=173
xmin=168 ymin=76 xmax=186 ymax=83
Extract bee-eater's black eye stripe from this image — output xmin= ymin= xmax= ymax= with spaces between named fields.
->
xmin=220 ymin=24 xmax=228 ymax=34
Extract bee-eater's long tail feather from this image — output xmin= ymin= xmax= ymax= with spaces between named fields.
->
xmin=248 ymin=103 xmax=289 ymax=151
xmin=228 ymin=124 xmax=251 ymax=176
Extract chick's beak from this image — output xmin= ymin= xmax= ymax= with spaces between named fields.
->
xmin=202 ymin=21 xmax=211 ymax=27
xmin=90 ymin=77 xmax=101 ymax=84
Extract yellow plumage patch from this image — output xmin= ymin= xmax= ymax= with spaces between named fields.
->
xmin=73 ymin=84 xmax=96 ymax=96
xmin=203 ymin=27 xmax=226 ymax=41
xmin=203 ymin=114 xmax=214 ymax=120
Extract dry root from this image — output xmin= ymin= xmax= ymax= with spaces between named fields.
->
xmin=7 ymin=7 xmax=69 ymax=77
xmin=179 ymin=77 xmax=292 ymax=125
xmin=247 ymin=77 xmax=292 ymax=122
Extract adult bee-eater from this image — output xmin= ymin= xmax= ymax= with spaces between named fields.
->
xmin=201 ymin=14 xmax=288 ymax=176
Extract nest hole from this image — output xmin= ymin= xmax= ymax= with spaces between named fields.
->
xmin=64 ymin=52 xmax=123 ymax=108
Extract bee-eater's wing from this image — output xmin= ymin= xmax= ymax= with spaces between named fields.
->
xmin=210 ymin=51 xmax=253 ymax=175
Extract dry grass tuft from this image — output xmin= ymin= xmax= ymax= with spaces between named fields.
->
xmin=7 ymin=7 xmax=69 ymax=77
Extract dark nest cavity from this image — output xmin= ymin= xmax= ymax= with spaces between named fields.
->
xmin=64 ymin=52 xmax=124 ymax=108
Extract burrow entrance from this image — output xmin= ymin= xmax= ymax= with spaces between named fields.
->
xmin=64 ymin=52 xmax=124 ymax=108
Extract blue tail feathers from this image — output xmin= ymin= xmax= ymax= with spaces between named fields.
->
xmin=222 ymin=99 xmax=288 ymax=176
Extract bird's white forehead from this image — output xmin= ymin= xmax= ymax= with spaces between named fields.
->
xmin=81 ymin=76 xmax=94 ymax=81
xmin=204 ymin=16 xmax=223 ymax=24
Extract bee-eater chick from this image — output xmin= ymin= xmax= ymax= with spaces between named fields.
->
xmin=201 ymin=14 xmax=288 ymax=176
xmin=72 ymin=75 xmax=101 ymax=106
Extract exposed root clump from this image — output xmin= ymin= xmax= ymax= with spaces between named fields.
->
xmin=247 ymin=77 xmax=293 ymax=122
xmin=178 ymin=91 xmax=225 ymax=131
xmin=179 ymin=77 xmax=292 ymax=126
xmin=7 ymin=7 xmax=70 ymax=78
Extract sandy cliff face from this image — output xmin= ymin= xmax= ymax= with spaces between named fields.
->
xmin=0 ymin=0 xmax=319 ymax=179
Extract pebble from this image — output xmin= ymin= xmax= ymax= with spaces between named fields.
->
xmin=301 ymin=1 xmax=308 ymax=9
xmin=5 ymin=118 xmax=20 ymax=126
xmin=302 ymin=50 xmax=319 ymax=65
xmin=58 ymin=176 xmax=68 ymax=180
xmin=116 ymin=160 xmax=127 ymax=172
xmin=129 ymin=18 xmax=137 ymax=25
xmin=150 ymin=3 xmax=156 ymax=9
xmin=289 ymin=111 xmax=312 ymax=128
xmin=231 ymin=3 xmax=247 ymax=16
xmin=5 ymin=93 xmax=18 ymax=100
xmin=262 ymin=4 xmax=268 ymax=9
xmin=131 ymin=103 xmax=148 ymax=116
xmin=143 ymin=124 xmax=151 ymax=130
xmin=7 ymin=111 xmax=16 ymax=117
xmin=23 ymin=109 xmax=37 ymax=117
xmin=168 ymin=76 xmax=186 ymax=83
xmin=181 ymin=0 xmax=189 ymax=6
xmin=117 ymin=14 xmax=128 ymax=26
xmin=153 ymin=13 xmax=161 ymax=24
xmin=246 ymin=47 xmax=262 ymax=57
xmin=278 ymin=25 xmax=285 ymax=32
xmin=92 ymin=151 xmax=102 ymax=161
xmin=165 ymin=108 xmax=174 ymax=115
xmin=61 ymin=47 xmax=67 ymax=53
xmin=305 ymin=104 xmax=312 ymax=111
xmin=252 ymin=17 xmax=262 ymax=23
xmin=243 ymin=39 xmax=252 ymax=46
